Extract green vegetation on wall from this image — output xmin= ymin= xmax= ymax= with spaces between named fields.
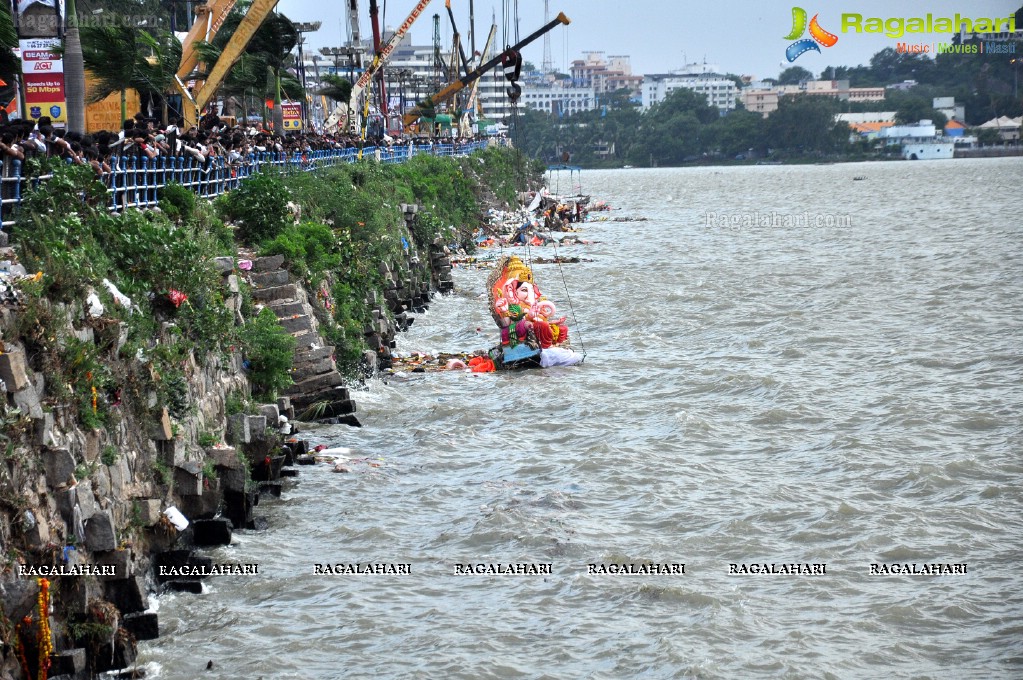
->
xmin=6 ymin=147 xmax=538 ymax=424
xmin=262 ymin=146 xmax=539 ymax=374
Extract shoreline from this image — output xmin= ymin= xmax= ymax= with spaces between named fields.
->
xmin=0 ymin=146 xmax=540 ymax=679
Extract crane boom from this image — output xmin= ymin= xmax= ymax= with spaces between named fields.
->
xmin=176 ymin=0 xmax=241 ymax=81
xmin=347 ymin=0 xmax=362 ymax=51
xmin=444 ymin=0 xmax=470 ymax=76
xmin=403 ymin=11 xmax=570 ymax=128
xmin=460 ymin=22 xmax=496 ymax=134
xmin=174 ymin=0 xmax=283 ymax=127
xmin=323 ymin=0 xmax=436 ymax=133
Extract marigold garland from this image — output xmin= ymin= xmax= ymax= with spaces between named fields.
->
xmin=36 ymin=577 xmax=52 ymax=680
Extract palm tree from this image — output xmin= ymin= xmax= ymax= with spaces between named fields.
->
xmin=0 ymin=2 xmax=16 ymax=72
xmin=246 ymin=12 xmax=298 ymax=133
xmin=317 ymin=73 xmax=352 ymax=106
xmin=192 ymin=42 xmax=303 ymax=129
xmin=64 ymin=0 xmax=87 ymax=132
xmin=136 ymin=30 xmax=183 ymax=125
xmin=317 ymin=73 xmax=352 ymax=129
xmin=79 ymin=22 xmax=181 ymax=125
xmin=79 ymin=23 xmax=138 ymax=124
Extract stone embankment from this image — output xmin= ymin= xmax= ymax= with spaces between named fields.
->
xmin=0 ymin=205 xmax=461 ymax=678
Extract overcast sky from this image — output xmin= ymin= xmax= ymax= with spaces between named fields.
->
xmin=277 ymin=0 xmax=1021 ymax=80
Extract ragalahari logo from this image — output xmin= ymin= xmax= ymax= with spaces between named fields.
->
xmin=784 ymin=7 xmax=839 ymax=62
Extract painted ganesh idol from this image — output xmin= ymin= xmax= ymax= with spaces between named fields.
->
xmin=488 ymin=255 xmax=570 ymax=351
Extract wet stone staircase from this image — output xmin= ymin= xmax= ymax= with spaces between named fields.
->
xmin=243 ymin=255 xmax=360 ymax=426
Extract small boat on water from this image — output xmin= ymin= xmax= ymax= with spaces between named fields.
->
xmin=485 ymin=255 xmax=584 ymax=370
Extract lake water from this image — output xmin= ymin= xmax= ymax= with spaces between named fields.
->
xmin=140 ymin=159 xmax=1023 ymax=678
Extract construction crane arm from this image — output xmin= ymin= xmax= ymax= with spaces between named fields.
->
xmin=323 ymin=0 xmax=436 ymax=132
xmin=348 ymin=0 xmax=362 ymax=50
xmin=174 ymin=0 xmax=283 ymax=127
xmin=460 ymin=22 xmax=496 ymax=132
xmin=445 ymin=0 xmax=470 ymax=76
xmin=176 ymin=0 xmax=241 ymax=81
xmin=403 ymin=11 xmax=569 ymax=127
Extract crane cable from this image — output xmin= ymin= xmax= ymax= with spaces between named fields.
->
xmin=541 ymin=205 xmax=585 ymax=359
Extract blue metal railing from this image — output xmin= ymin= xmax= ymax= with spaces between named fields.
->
xmin=0 ymin=139 xmax=501 ymax=227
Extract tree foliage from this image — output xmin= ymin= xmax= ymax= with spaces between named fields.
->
xmin=79 ymin=21 xmax=180 ymax=121
xmin=317 ymin=74 xmax=353 ymax=106
xmin=778 ymin=66 xmax=813 ymax=85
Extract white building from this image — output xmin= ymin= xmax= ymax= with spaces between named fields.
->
xmin=520 ymin=83 xmax=596 ymax=116
xmin=877 ymin=119 xmax=939 ymax=144
xmin=642 ymin=65 xmax=738 ymax=113
xmin=835 ymin=112 xmax=897 ymax=124
xmin=933 ymin=96 xmax=965 ymax=122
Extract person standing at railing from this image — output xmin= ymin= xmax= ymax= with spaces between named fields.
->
xmin=0 ymin=131 xmax=25 ymax=203
xmin=152 ymin=133 xmax=172 ymax=158
xmin=49 ymin=129 xmax=85 ymax=165
xmin=0 ymin=132 xmax=24 ymax=164
xmin=127 ymin=131 xmax=158 ymax=161
xmin=84 ymin=147 xmax=110 ymax=179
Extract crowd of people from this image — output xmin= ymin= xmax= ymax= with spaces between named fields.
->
xmin=0 ymin=110 xmax=499 ymax=191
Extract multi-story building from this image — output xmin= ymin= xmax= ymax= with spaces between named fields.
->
xmin=569 ymin=51 xmax=642 ymax=96
xmin=740 ymin=79 xmax=885 ymax=117
xmin=933 ymin=96 xmax=965 ymax=122
xmin=642 ymin=64 xmax=738 ymax=113
xmin=520 ymin=82 xmax=596 ymax=115
xmin=741 ymin=88 xmax=780 ymax=116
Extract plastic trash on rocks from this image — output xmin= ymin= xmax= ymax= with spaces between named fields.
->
xmin=163 ymin=506 xmax=189 ymax=531
xmin=102 ymin=278 xmax=133 ymax=313
xmin=86 ymin=290 xmax=104 ymax=317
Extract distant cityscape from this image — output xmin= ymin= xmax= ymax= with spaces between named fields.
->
xmin=304 ymin=20 xmax=1023 ymax=149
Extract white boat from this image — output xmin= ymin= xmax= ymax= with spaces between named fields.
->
xmin=903 ymin=141 xmax=954 ymax=160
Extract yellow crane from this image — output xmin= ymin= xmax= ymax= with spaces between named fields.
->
xmin=403 ymin=12 xmax=570 ymax=129
xmin=173 ymin=0 xmax=283 ymax=127
xmin=459 ymin=22 xmax=496 ymax=136
xmin=176 ymin=0 xmax=241 ymax=83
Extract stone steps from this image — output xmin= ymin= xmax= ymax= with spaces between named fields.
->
xmin=268 ymin=300 xmax=307 ymax=317
xmin=291 ymin=355 xmax=336 ymax=382
xmin=251 ymin=283 xmax=298 ymax=303
xmin=249 ymin=269 xmax=289 ymax=287
xmin=286 ymin=370 xmax=345 ymax=396
xmin=278 ymin=313 xmax=315 ymax=335
xmin=239 ymin=255 xmax=357 ymax=425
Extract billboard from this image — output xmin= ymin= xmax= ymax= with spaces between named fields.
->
xmin=282 ymin=101 xmax=302 ymax=130
xmin=20 ymin=38 xmax=66 ymax=125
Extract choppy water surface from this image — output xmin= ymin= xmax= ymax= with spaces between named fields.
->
xmin=142 ymin=159 xmax=1023 ymax=678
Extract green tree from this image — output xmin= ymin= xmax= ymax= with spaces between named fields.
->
xmin=868 ymin=48 xmax=936 ymax=85
xmin=247 ymin=12 xmax=298 ymax=133
xmin=80 ymin=23 xmax=137 ymax=122
xmin=317 ymin=73 xmax=353 ymax=107
xmin=976 ymin=127 xmax=1001 ymax=145
xmin=778 ymin=65 xmax=813 ymax=85
xmin=625 ymin=87 xmax=719 ymax=165
xmin=707 ymin=109 xmax=765 ymax=157
xmin=764 ymin=94 xmax=845 ymax=155
xmin=191 ymin=4 xmax=302 ymax=130
xmin=0 ymin=1 xmax=17 ymax=82
xmin=136 ymin=30 xmax=183 ymax=125
xmin=894 ymin=98 xmax=947 ymax=128
xmin=79 ymin=22 xmax=179 ymax=124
